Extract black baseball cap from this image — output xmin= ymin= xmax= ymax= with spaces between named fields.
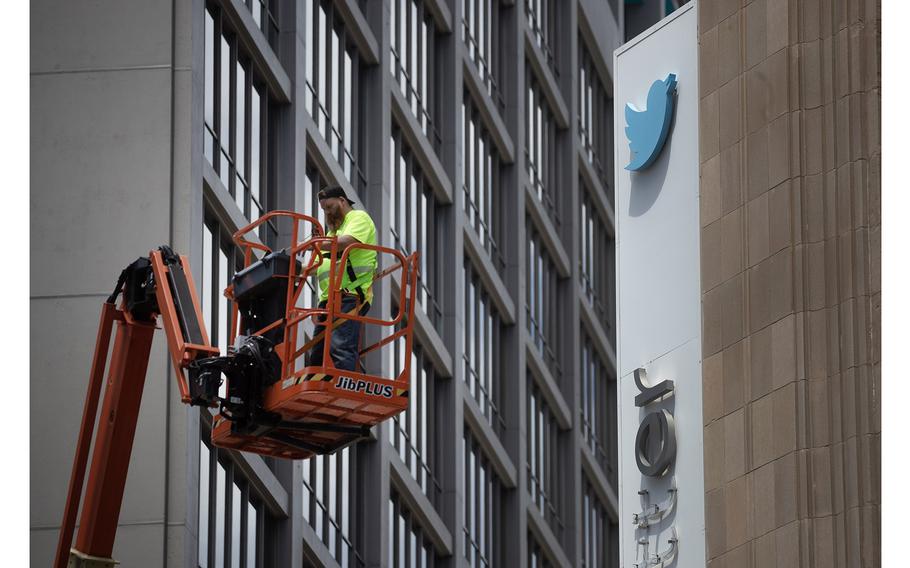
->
xmin=317 ymin=185 xmax=355 ymax=204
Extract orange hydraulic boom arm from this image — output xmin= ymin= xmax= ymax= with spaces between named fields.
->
xmin=55 ymin=247 xmax=219 ymax=568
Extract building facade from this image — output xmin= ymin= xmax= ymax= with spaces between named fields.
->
xmin=31 ymin=0 xmax=636 ymax=566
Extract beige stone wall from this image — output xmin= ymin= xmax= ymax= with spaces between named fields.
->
xmin=698 ymin=0 xmax=881 ymax=566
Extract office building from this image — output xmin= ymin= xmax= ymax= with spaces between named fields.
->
xmin=31 ymin=0 xmax=640 ymax=565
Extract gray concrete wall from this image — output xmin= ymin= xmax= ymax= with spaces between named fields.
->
xmin=30 ymin=0 xmax=195 ymax=565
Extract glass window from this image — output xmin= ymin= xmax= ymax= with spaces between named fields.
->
xmin=391 ymin=0 xmax=442 ymax=150
xmin=389 ymin=493 xmax=440 ymax=568
xmin=528 ymin=534 xmax=557 ymax=568
xmin=214 ymin=459 xmax=226 ymax=567
xmin=198 ymin=441 xmax=210 ymax=568
xmin=462 ymin=0 xmax=504 ymax=108
xmin=526 ymin=221 xmax=562 ymax=378
xmin=235 ymin=61 xmax=247 ymax=214
xmin=331 ymin=27 xmax=341 ymax=160
xmin=204 ymin=10 xmax=215 ymax=163
xmin=344 ymin=51 xmax=353 ymax=179
xmin=302 ymin=445 xmax=363 ymax=567
xmin=202 ymin=214 xmax=244 ymax=356
xmin=463 ymin=429 xmax=502 ymax=568
xmin=247 ymin=501 xmax=258 ymax=567
xmin=579 ymin=183 xmax=616 ymax=339
xmin=251 ymin=85 xmax=262 ymax=219
xmin=578 ymin=41 xmax=614 ymax=203
xmin=245 ymin=0 xmax=280 ymax=48
xmin=203 ymin=211 xmax=281 ymax=399
xmin=220 ymin=32 xmax=232 ymax=188
xmin=581 ymin=334 xmax=618 ymax=486
xmin=302 ymin=162 xmax=331 ymax=310
xmin=318 ymin=4 xmax=327 ymax=137
xmin=527 ymin=376 xmax=565 ymax=542
xmin=231 ymin=482 xmax=241 ymax=568
xmin=305 ymin=0 xmax=365 ymax=192
xmin=390 ymin=126 xmax=443 ymax=329
xmin=389 ymin=331 xmax=442 ymax=507
xmin=462 ymin=95 xmax=505 ymax=273
xmin=525 ymin=65 xmax=560 ymax=228
xmin=526 ymin=0 xmax=558 ymax=74
xmin=463 ymin=260 xmax=504 ymax=435
xmin=305 ymin=0 xmax=314 ymax=115
xmin=581 ymin=480 xmax=620 ymax=568
xmin=197 ymin=432 xmax=269 ymax=567
xmin=204 ymin=5 xmax=275 ymax=231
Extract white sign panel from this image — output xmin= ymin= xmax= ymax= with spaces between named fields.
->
xmin=614 ymin=5 xmax=705 ymax=567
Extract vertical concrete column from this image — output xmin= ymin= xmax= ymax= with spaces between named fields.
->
xmin=438 ymin=1 xmax=466 ymax=567
xmin=557 ymin=0 xmax=584 ymax=564
xmin=357 ymin=2 xmax=393 ymax=567
xmin=503 ymin=1 xmax=529 ymax=566
xmin=272 ymin=1 xmax=306 ymax=566
xmin=171 ymin=0 xmax=207 ymax=563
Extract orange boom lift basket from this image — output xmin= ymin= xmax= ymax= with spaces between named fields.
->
xmin=209 ymin=210 xmax=420 ymax=459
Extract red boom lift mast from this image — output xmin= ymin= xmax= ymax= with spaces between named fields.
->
xmin=55 ymin=211 xmax=419 ymax=567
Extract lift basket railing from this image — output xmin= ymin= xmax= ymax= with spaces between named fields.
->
xmin=227 ymin=210 xmax=420 ymax=397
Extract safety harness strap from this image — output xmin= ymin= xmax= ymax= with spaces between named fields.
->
xmin=345 ymin=257 xmax=367 ymax=304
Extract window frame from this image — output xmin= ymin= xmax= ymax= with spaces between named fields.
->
xmin=389 ymin=492 xmax=441 ymax=568
xmin=581 ymin=333 xmax=618 ymax=486
xmin=578 ymin=40 xmax=614 ymax=203
xmin=391 ymin=0 xmax=443 ymax=151
xmin=579 ymin=183 xmax=616 ymax=337
xmin=525 ymin=220 xmax=563 ymax=379
xmin=389 ymin=330 xmax=444 ymax=508
xmin=390 ymin=127 xmax=444 ymax=330
xmin=462 ymin=0 xmax=505 ymax=110
xmin=526 ymin=376 xmax=566 ymax=542
xmin=201 ymin=212 xmax=246 ymax=356
xmin=246 ymin=0 xmax=280 ymax=49
xmin=462 ymin=429 xmax=503 ymax=568
xmin=198 ymin=423 xmax=270 ymax=568
xmin=301 ymin=445 xmax=364 ymax=567
xmin=528 ymin=533 xmax=557 ymax=568
xmin=526 ymin=0 xmax=558 ymax=76
xmin=204 ymin=3 xmax=275 ymax=229
xmin=525 ymin=64 xmax=561 ymax=228
xmin=462 ymin=94 xmax=506 ymax=274
xmin=304 ymin=0 xmax=366 ymax=193
xmin=463 ymin=259 xmax=505 ymax=436
xmin=581 ymin=479 xmax=620 ymax=568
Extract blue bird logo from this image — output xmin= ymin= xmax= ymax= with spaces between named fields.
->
xmin=624 ymin=73 xmax=678 ymax=171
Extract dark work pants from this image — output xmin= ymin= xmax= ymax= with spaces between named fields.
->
xmin=307 ymin=295 xmax=371 ymax=373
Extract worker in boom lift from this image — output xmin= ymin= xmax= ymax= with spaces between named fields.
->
xmin=307 ymin=185 xmax=377 ymax=373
